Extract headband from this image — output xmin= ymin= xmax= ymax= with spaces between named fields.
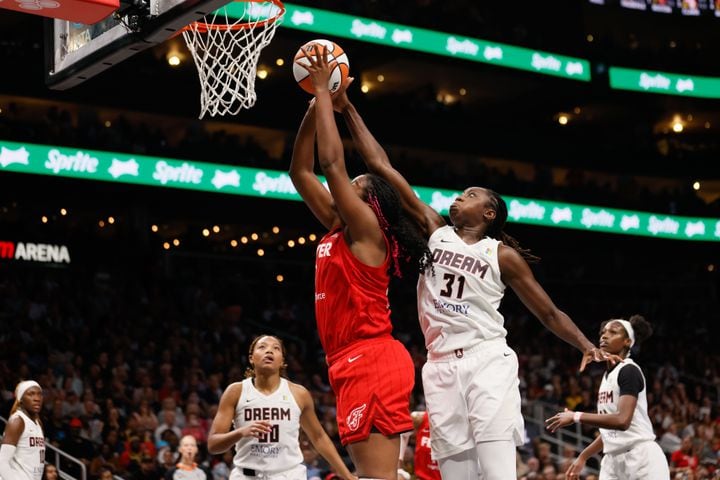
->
xmin=15 ymin=380 xmax=41 ymax=402
xmin=614 ymin=320 xmax=635 ymax=348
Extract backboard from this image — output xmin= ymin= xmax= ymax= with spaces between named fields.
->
xmin=45 ymin=0 xmax=233 ymax=89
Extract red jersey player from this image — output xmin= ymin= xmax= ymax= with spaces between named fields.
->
xmin=291 ymin=45 xmax=431 ymax=480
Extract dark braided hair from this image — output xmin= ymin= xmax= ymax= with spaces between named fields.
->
xmin=484 ymin=189 xmax=541 ymax=264
xmin=364 ymin=174 xmax=433 ymax=277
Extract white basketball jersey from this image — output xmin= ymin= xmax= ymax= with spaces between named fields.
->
xmin=597 ymin=359 xmax=655 ymax=454
xmin=418 ymin=226 xmax=507 ymax=354
xmin=7 ymin=410 xmax=45 ymax=480
xmin=232 ymin=378 xmax=302 ymax=472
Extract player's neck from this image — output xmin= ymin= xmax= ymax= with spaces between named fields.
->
xmin=252 ymin=374 xmax=281 ymax=394
xmin=19 ymin=406 xmax=38 ymax=420
xmin=453 ymin=225 xmax=485 ymax=243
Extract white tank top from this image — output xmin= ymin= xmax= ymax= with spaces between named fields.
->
xmin=232 ymin=378 xmax=302 ymax=472
xmin=7 ymin=410 xmax=45 ymax=480
xmin=597 ymin=359 xmax=655 ymax=454
xmin=418 ymin=226 xmax=507 ymax=354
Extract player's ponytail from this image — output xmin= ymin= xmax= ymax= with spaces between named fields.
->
xmin=629 ymin=314 xmax=653 ymax=346
xmin=9 ymin=398 xmax=20 ymax=416
xmin=485 ymin=189 xmax=540 ymax=263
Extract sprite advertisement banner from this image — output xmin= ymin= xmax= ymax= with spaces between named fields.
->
xmin=229 ymin=2 xmax=591 ymax=81
xmin=0 ymin=140 xmax=718 ymax=242
xmin=609 ymin=67 xmax=720 ymax=98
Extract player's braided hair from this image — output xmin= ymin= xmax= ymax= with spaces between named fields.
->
xmin=365 ymin=174 xmax=433 ymax=277
xmin=485 ymin=189 xmax=541 ymax=263
xmin=245 ymin=334 xmax=288 ymax=379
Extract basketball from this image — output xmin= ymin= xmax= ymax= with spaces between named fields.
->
xmin=293 ymin=39 xmax=350 ymax=95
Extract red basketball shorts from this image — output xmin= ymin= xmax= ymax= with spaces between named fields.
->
xmin=327 ymin=337 xmax=414 ymax=445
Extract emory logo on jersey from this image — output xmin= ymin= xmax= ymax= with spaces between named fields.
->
xmin=433 ymin=299 xmax=469 ymax=315
xmin=432 ymin=248 xmax=489 ymax=278
xmin=346 ymin=404 xmax=367 ymax=432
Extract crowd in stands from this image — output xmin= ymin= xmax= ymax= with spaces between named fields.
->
xmin=0 ymin=230 xmax=718 ymax=479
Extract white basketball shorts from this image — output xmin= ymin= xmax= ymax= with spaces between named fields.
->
xmin=421 ymin=338 xmax=524 ymax=460
xmin=600 ymin=440 xmax=670 ymax=480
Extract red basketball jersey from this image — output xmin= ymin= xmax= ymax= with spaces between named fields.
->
xmin=314 ymin=228 xmax=393 ymax=358
xmin=415 ymin=412 xmax=441 ymax=480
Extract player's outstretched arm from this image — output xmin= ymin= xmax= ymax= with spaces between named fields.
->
xmin=292 ymin=384 xmax=357 ymax=480
xmin=498 ymin=245 xmax=606 ymax=370
xmin=207 ymin=383 xmax=271 ymax=454
xmin=289 ymin=102 xmax=337 ymax=230
xmin=299 ymin=45 xmax=384 ymax=259
xmin=332 ymin=81 xmax=443 ymax=237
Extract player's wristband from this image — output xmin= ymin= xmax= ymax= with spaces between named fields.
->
xmin=573 ymin=411 xmax=583 ymax=424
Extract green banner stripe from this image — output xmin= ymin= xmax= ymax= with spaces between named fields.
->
xmin=224 ymin=2 xmax=590 ymax=81
xmin=609 ymin=66 xmax=720 ymax=98
xmin=0 ymin=140 xmax=718 ymax=241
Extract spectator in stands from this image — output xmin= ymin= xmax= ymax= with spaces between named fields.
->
xmin=164 ymin=435 xmax=211 ymax=480
xmin=60 ymin=417 xmax=95 ymax=478
xmin=660 ymin=422 xmax=684 ymax=455
xmin=132 ymin=399 xmax=159 ymax=432
xmin=42 ymin=464 xmax=59 ymax=480
xmin=155 ymin=410 xmax=182 ymax=444
xmin=671 ymin=435 xmax=699 ymax=478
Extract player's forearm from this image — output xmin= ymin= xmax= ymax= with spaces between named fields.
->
xmin=207 ymin=430 xmax=243 ymax=454
xmin=578 ymin=435 xmax=603 ymax=461
xmin=542 ymin=310 xmax=595 ymax=353
xmin=315 ymin=94 xmax=345 ymax=171
xmin=576 ymin=412 xmax=632 ymax=431
xmin=290 ymin=107 xmax=316 ymax=176
xmin=340 ymin=103 xmax=390 ymax=172
xmin=0 ymin=445 xmax=17 ymax=480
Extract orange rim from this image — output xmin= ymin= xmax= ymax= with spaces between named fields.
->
xmin=181 ymin=0 xmax=285 ymax=32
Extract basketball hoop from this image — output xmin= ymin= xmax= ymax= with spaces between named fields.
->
xmin=180 ymin=0 xmax=285 ymax=118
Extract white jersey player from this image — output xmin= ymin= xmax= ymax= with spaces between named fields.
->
xmin=546 ymin=315 xmax=670 ymax=479
xmin=0 ymin=380 xmax=45 ymax=480
xmin=207 ymin=335 xmax=356 ymax=480
xmin=334 ymin=89 xmax=610 ymax=479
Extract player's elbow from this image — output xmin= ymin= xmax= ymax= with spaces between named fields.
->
xmin=617 ymin=417 xmax=633 ymax=431
xmin=206 ymin=437 xmax=224 ymax=455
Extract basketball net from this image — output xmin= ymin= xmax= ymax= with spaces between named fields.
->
xmin=181 ymin=0 xmax=285 ymax=118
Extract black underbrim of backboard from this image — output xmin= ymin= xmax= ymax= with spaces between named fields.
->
xmin=45 ymin=0 xmax=233 ymax=90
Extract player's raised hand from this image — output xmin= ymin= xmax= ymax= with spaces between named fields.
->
xmin=331 ymin=76 xmax=355 ymax=112
xmin=297 ymin=44 xmax=336 ymax=94
xmin=579 ymin=346 xmax=622 ymax=372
